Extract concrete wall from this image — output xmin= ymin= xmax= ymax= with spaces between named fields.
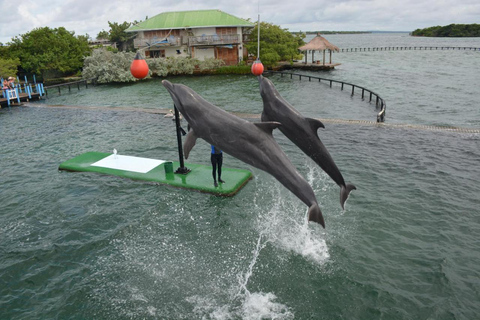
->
xmin=193 ymin=47 xmax=215 ymax=60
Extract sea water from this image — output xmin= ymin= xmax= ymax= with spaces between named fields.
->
xmin=1 ymin=33 xmax=479 ymax=319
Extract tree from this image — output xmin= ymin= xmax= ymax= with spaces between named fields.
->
xmin=246 ymin=22 xmax=305 ymax=67
xmin=411 ymin=24 xmax=480 ymax=37
xmin=96 ymin=30 xmax=110 ymax=40
xmin=0 ymin=57 xmax=20 ymax=79
xmin=8 ymin=27 xmax=91 ymax=80
xmin=106 ymin=21 xmax=134 ymax=51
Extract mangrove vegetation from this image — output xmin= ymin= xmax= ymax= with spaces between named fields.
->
xmin=411 ymin=24 xmax=480 ymax=37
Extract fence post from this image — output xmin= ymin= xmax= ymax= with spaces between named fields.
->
xmin=14 ymin=87 xmax=20 ymax=104
xmin=26 ymin=84 xmax=32 ymax=99
xmin=6 ymin=90 xmax=11 ymax=107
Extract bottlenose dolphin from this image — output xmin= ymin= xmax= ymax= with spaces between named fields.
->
xmin=162 ymin=80 xmax=325 ymax=227
xmin=258 ymin=75 xmax=356 ymax=209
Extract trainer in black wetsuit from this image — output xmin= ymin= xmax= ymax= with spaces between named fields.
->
xmin=211 ymin=145 xmax=225 ymax=187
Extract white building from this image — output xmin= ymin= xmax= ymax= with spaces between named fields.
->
xmin=126 ymin=10 xmax=255 ymax=65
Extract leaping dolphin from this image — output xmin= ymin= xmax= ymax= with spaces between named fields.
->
xmin=258 ymin=75 xmax=356 ymax=209
xmin=162 ymin=80 xmax=326 ymax=227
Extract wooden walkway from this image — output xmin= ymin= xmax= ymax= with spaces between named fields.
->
xmin=0 ymin=92 xmax=42 ymax=108
xmin=1 ymin=79 xmax=95 ymax=108
xmin=340 ymin=46 xmax=480 ymax=52
xmin=276 ymin=61 xmax=341 ymax=71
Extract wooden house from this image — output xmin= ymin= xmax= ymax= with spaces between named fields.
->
xmin=126 ymin=10 xmax=254 ymax=65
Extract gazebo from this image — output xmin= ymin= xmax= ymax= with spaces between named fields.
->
xmin=298 ymin=33 xmax=339 ymax=66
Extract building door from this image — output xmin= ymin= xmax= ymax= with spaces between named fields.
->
xmin=216 ymin=46 xmax=238 ymax=66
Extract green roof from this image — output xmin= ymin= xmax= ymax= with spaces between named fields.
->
xmin=126 ymin=10 xmax=254 ymax=32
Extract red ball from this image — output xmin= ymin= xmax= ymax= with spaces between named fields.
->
xmin=251 ymin=60 xmax=264 ymax=76
xmin=130 ymin=52 xmax=149 ymax=79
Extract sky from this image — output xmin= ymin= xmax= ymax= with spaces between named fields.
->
xmin=1 ymin=0 xmax=479 ymax=44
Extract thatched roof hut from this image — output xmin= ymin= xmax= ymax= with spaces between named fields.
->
xmin=298 ymin=33 xmax=339 ymax=65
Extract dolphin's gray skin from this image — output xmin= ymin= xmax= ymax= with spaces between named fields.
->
xmin=258 ymin=75 xmax=356 ymax=209
xmin=162 ymin=80 xmax=325 ymax=227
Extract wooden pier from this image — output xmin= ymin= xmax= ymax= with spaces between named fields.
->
xmin=340 ymin=46 xmax=480 ymax=52
xmin=1 ymin=82 xmax=45 ymax=108
xmin=276 ymin=61 xmax=341 ymax=71
xmin=1 ymin=78 xmax=96 ymax=108
xmin=44 ymin=79 xmax=95 ymax=96
xmin=0 ymin=92 xmax=42 ymax=107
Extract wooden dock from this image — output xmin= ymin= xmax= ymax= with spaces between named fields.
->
xmin=1 ymin=79 xmax=95 ymax=108
xmin=1 ymin=91 xmax=43 ymax=108
xmin=276 ymin=61 xmax=341 ymax=71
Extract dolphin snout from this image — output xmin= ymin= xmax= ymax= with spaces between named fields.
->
xmin=162 ymin=80 xmax=173 ymax=91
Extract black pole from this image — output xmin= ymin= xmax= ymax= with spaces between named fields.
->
xmin=174 ymin=105 xmax=190 ymax=174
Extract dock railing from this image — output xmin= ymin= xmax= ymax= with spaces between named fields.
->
xmin=1 ymin=82 xmax=45 ymax=108
xmin=340 ymin=46 xmax=480 ymax=52
xmin=44 ymin=78 xmax=96 ymax=96
xmin=267 ymin=71 xmax=386 ymax=122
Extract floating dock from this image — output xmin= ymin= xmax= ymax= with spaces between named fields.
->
xmin=59 ymin=152 xmax=252 ymax=197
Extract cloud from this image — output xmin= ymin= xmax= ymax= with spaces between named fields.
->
xmin=1 ymin=0 xmax=479 ymax=43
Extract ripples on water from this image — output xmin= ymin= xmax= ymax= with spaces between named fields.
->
xmin=1 ymin=34 xmax=480 ymax=319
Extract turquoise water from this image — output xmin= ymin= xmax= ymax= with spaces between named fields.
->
xmin=1 ymin=33 xmax=480 ymax=319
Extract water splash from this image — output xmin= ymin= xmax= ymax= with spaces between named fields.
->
xmin=187 ymin=207 xmax=295 ymax=319
xmin=188 ymin=170 xmax=334 ymax=319
xmin=253 ymin=171 xmax=331 ymax=265
xmin=235 ymin=232 xmax=270 ymax=297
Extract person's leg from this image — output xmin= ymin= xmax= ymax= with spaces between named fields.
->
xmin=211 ymin=154 xmax=218 ymax=187
xmin=218 ymin=154 xmax=224 ymax=183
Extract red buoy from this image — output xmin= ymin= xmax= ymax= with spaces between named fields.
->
xmin=251 ymin=60 xmax=264 ymax=76
xmin=130 ymin=52 xmax=149 ymax=79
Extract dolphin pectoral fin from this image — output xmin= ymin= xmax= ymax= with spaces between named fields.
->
xmin=308 ymin=204 xmax=325 ymax=228
xmin=306 ymin=118 xmax=325 ymax=135
xmin=183 ymin=130 xmax=198 ymax=160
xmin=340 ymin=183 xmax=356 ymax=210
xmin=254 ymin=121 xmax=282 ymax=134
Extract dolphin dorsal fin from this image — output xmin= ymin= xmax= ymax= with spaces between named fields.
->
xmin=306 ymin=118 xmax=325 ymax=135
xmin=254 ymin=121 xmax=281 ymax=134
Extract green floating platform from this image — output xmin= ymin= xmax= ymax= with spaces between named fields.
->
xmin=59 ymin=152 xmax=252 ymax=196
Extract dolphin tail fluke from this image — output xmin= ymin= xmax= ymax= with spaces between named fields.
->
xmin=183 ymin=130 xmax=198 ymax=159
xmin=340 ymin=183 xmax=356 ymax=210
xmin=308 ymin=204 xmax=325 ymax=228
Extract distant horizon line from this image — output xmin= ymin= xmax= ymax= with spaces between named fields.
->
xmin=291 ymin=30 xmax=412 ymax=34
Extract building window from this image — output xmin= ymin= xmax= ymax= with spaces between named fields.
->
xmin=149 ymin=50 xmax=165 ymax=58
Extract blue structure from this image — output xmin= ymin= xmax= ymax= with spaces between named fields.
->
xmin=1 ymin=75 xmax=43 ymax=108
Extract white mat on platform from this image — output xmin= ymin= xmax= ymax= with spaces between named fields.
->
xmin=91 ymin=155 xmax=165 ymax=173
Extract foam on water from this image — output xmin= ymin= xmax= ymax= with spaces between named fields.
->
xmin=185 ymin=167 xmax=335 ymax=319
xmin=186 ymin=232 xmax=294 ymax=320
xmin=251 ymin=165 xmax=332 ymax=265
